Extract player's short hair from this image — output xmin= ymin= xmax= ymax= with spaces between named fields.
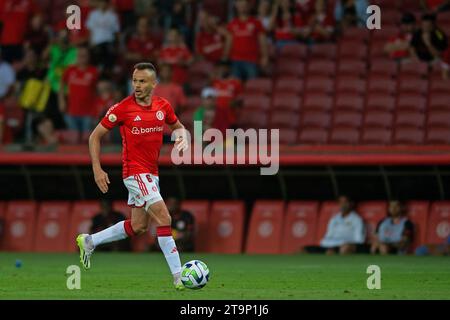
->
xmin=134 ymin=62 xmax=157 ymax=73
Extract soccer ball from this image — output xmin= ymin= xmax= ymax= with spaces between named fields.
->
xmin=181 ymin=260 xmax=210 ymax=289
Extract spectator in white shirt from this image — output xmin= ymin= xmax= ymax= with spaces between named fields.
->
xmin=86 ymin=0 xmax=120 ymax=73
xmin=320 ymin=195 xmax=366 ymax=255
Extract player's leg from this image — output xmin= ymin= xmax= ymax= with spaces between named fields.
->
xmin=146 ymin=200 xmax=183 ymax=290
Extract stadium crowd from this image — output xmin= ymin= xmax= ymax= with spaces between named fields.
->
xmin=1 ymin=0 xmax=450 ymax=146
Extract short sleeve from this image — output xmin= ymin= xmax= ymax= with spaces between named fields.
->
xmin=100 ymin=103 xmax=123 ymax=129
xmin=254 ymin=19 xmax=264 ymax=34
xmin=164 ymin=101 xmax=178 ymax=125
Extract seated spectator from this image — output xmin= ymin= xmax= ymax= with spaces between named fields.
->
xmin=319 ymin=195 xmax=366 ymax=254
xmin=86 ymin=0 xmax=120 ymax=73
xmin=410 ymin=13 xmax=448 ymax=63
xmin=59 ymin=46 xmax=99 ymax=137
xmin=384 ymin=13 xmax=417 ymax=61
xmin=166 ymin=197 xmax=195 ymax=252
xmin=223 ymin=0 xmax=269 ymax=81
xmin=334 ymin=0 xmax=369 ymax=29
xmin=211 ymin=61 xmax=243 ymax=133
xmin=90 ymin=199 xmax=131 ymax=252
xmin=195 ymin=12 xmax=226 ymax=63
xmin=371 ymin=200 xmax=414 ymax=255
xmin=158 ymin=28 xmax=193 ymax=86
xmin=269 ymin=0 xmax=306 ymax=48
xmin=153 ymin=63 xmax=186 ymax=113
xmin=304 ymin=0 xmax=335 ymax=42
xmin=31 ymin=115 xmax=58 ymax=147
xmin=125 ymin=16 xmax=161 ymax=67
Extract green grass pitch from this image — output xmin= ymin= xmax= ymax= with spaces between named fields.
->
xmin=0 ymin=252 xmax=449 ymax=299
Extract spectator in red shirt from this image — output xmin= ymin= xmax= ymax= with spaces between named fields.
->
xmin=269 ymin=0 xmax=306 ymax=49
xmin=59 ymin=46 xmax=99 ymax=135
xmin=158 ymin=28 xmax=193 ymax=86
xmin=195 ymin=12 xmax=226 ymax=63
xmin=153 ymin=63 xmax=187 ymax=113
xmin=0 ymin=0 xmax=39 ymax=63
xmin=125 ymin=16 xmax=161 ymax=66
xmin=223 ymin=0 xmax=269 ymax=81
xmin=257 ymin=0 xmax=273 ymax=31
xmin=305 ymin=0 xmax=335 ymax=42
xmin=94 ymin=78 xmax=115 ymax=119
xmin=384 ymin=12 xmax=417 ymax=61
xmin=211 ymin=60 xmax=243 ymax=131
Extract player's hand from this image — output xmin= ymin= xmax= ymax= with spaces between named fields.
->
xmin=94 ymin=167 xmax=110 ymax=193
xmin=174 ymin=135 xmax=189 ymax=152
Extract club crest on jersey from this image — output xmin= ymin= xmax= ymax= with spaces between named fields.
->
xmin=156 ymin=111 xmax=164 ymax=121
xmin=108 ymin=113 xmax=117 ymax=122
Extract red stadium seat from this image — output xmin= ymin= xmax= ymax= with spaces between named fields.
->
xmin=429 ymin=93 xmax=450 ymax=111
xmin=371 ymin=0 xmax=400 ymax=9
xmin=369 ymin=40 xmax=388 ymax=59
xmin=338 ymin=42 xmax=367 ymax=60
xmin=272 ymin=93 xmax=301 ymax=111
xmin=342 ymin=27 xmax=369 ymax=42
xmin=3 ymin=201 xmax=37 ymax=251
xmin=301 ymin=111 xmax=331 ymax=128
xmin=303 ymin=94 xmax=333 ymax=111
xmin=275 ymin=59 xmax=305 ymax=78
xmin=337 ymin=60 xmax=367 ymax=76
xmin=243 ymin=94 xmax=271 ymax=111
xmin=395 ymin=111 xmax=425 ymax=128
xmin=244 ymin=78 xmax=273 ymax=95
xmin=426 ymin=202 xmax=450 ymax=244
xmin=281 ymin=201 xmax=319 ymax=253
xmin=298 ymin=128 xmax=328 ymax=144
xmin=406 ymin=201 xmax=430 ymax=250
xmin=270 ymin=111 xmax=299 ymax=128
xmin=394 ymin=127 xmax=425 ymax=144
xmin=34 ymin=201 xmax=71 ymax=252
xmin=278 ymin=128 xmax=298 ymax=144
xmin=380 ymin=11 xmax=400 ymax=25
xmin=316 ymin=201 xmax=340 ymax=244
xmin=189 ymin=60 xmax=214 ymax=77
xmin=402 ymin=0 xmax=422 ymax=10
xmin=181 ymin=200 xmax=210 ymax=252
xmin=372 ymin=25 xmax=399 ymax=41
xmin=309 ymin=43 xmax=337 ymax=59
xmin=67 ymin=201 xmax=101 ymax=252
xmin=364 ymin=110 xmax=393 ymax=128
xmin=357 ymin=201 xmax=387 ymax=243
xmin=369 ymin=59 xmax=398 ymax=77
xmin=57 ymin=130 xmax=80 ymax=145
xmin=333 ymin=111 xmax=363 ymax=128
xmin=399 ymin=62 xmax=429 ymax=77
xmin=398 ymin=77 xmax=429 ymax=94
xmin=279 ymin=43 xmax=308 ymax=59
xmin=307 ymin=59 xmax=336 ymax=77
xmin=426 ymin=128 xmax=450 ymax=144
xmin=361 ymin=128 xmax=392 ymax=145
xmin=336 ymin=76 xmax=366 ymax=94
xmin=245 ymin=200 xmax=284 ymax=254
xmin=429 ymin=77 xmax=450 ymax=93
xmin=427 ymin=111 xmax=450 ymax=127
xmin=366 ymin=93 xmax=396 ymax=112
xmin=208 ymin=201 xmax=245 ymax=254
xmin=305 ymin=76 xmax=334 ymax=93
xmin=329 ymin=127 xmax=360 ymax=144
xmin=368 ymin=75 xmax=397 ymax=94
xmin=237 ymin=110 xmax=269 ymax=128
xmin=397 ymin=94 xmax=427 ymax=112
xmin=274 ymin=77 xmax=304 ymax=95
xmin=334 ymin=93 xmax=365 ymax=112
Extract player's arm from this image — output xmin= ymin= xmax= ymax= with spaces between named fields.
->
xmin=89 ymin=123 xmax=111 ymax=194
xmin=168 ymin=120 xmax=189 ymax=152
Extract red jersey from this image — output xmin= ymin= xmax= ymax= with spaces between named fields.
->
xmin=100 ymin=95 xmax=178 ymax=178
xmin=62 ymin=65 xmax=99 ymax=116
xmin=127 ymin=34 xmax=161 ymax=59
xmin=158 ymin=45 xmax=192 ymax=85
xmin=227 ymin=17 xmax=264 ymax=63
xmin=275 ymin=14 xmax=305 ymax=41
xmin=213 ymin=78 xmax=243 ymax=125
xmin=195 ymin=30 xmax=224 ymax=62
xmin=0 ymin=0 xmax=39 ymax=45
xmin=387 ymin=33 xmax=412 ymax=59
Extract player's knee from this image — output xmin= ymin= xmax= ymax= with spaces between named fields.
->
xmin=131 ymin=220 xmax=148 ymax=235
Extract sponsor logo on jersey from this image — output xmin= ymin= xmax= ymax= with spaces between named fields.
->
xmin=131 ymin=126 xmax=164 ymax=134
xmin=156 ymin=111 xmax=164 ymax=121
xmin=134 ymin=115 xmax=142 ymax=122
xmin=108 ymin=113 xmax=117 ymax=122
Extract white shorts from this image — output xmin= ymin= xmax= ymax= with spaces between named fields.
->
xmin=123 ymin=173 xmax=163 ymax=211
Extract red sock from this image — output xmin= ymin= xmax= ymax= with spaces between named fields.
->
xmin=157 ymin=226 xmax=172 ymax=237
xmin=124 ymin=219 xmax=136 ymax=237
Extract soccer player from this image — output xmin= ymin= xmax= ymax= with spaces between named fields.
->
xmin=76 ymin=62 xmax=189 ymax=290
